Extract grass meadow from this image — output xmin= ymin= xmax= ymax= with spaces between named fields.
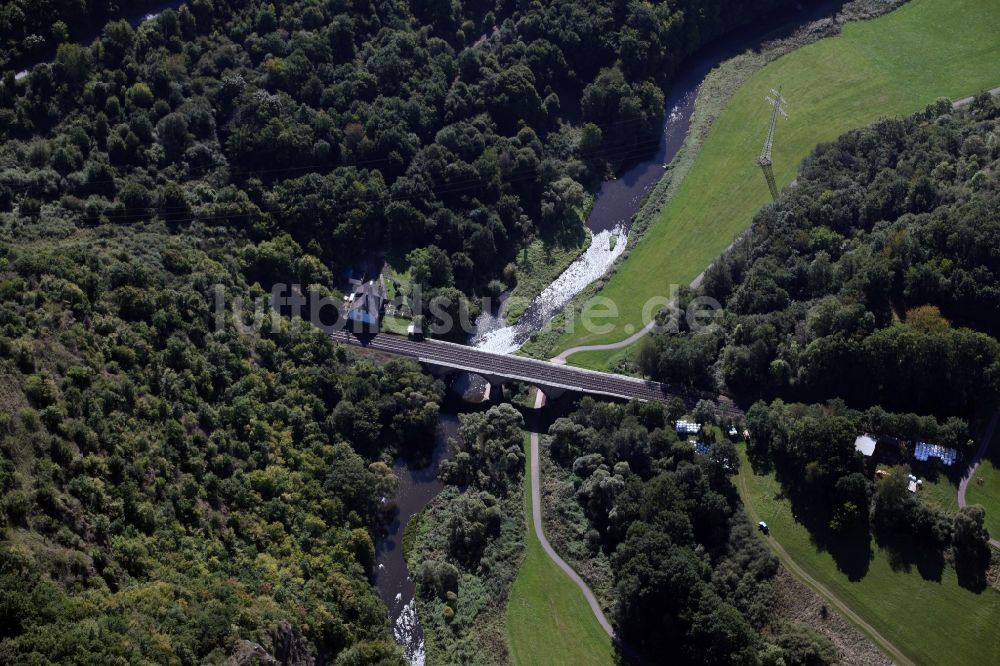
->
xmin=555 ymin=0 xmax=1000 ymax=366
xmin=736 ymin=444 xmax=1000 ymax=665
xmin=966 ymin=427 xmax=1000 ymax=540
xmin=505 ymin=435 xmax=615 ymax=666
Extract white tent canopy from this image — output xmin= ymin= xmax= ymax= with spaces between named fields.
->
xmin=854 ymin=434 xmax=877 ymax=457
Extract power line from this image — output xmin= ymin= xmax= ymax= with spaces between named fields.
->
xmin=756 ymin=86 xmax=787 ymax=201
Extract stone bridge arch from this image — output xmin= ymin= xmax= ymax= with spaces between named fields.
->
xmin=422 ymin=363 xmax=566 ymax=401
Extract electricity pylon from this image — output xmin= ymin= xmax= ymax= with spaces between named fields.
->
xmin=757 ymin=87 xmax=787 ymax=201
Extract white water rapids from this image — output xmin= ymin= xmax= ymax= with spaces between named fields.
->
xmin=471 ymin=223 xmax=628 ymax=354
xmin=395 ymin=597 xmax=425 ymax=666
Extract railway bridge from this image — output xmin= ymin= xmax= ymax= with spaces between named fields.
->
xmin=331 ymin=331 xmax=742 ymax=417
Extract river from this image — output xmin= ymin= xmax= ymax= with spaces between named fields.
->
xmin=384 ymin=1 xmax=846 ymax=661
xmin=471 ymin=0 xmax=845 ymax=355
xmin=18 ymin=0 xmax=841 ymax=661
xmin=372 ymin=412 xmax=459 ymax=666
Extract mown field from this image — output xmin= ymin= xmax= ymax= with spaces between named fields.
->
xmin=736 ymin=445 xmax=1000 ymax=666
xmin=967 ymin=428 xmax=1000 ymax=540
xmin=554 ymin=0 xmax=1000 ymax=366
xmin=506 ymin=435 xmax=614 ymax=666
xmin=915 ymin=469 xmax=960 ymax=516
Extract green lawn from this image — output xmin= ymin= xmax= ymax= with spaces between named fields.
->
xmin=555 ymin=0 xmax=1000 ymax=366
xmin=380 ymin=314 xmax=411 ymax=335
xmin=506 ymin=434 xmax=615 ymax=666
xmin=966 ymin=428 xmax=1000 ymax=539
xmin=916 ymin=470 xmax=960 ymax=515
xmin=737 ymin=445 xmax=1000 ymax=665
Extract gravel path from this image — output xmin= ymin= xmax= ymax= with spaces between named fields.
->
xmin=957 ymin=409 xmax=1000 ymax=548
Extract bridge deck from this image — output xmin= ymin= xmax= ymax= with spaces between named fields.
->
xmin=332 ymin=331 xmax=742 ymax=417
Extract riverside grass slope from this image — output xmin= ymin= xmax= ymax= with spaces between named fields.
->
xmin=736 ymin=444 xmax=1000 ymax=666
xmin=554 ymin=0 xmax=1000 ymax=368
xmin=506 ymin=435 xmax=614 ymax=666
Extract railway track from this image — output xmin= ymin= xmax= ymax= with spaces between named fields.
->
xmin=331 ymin=330 xmax=744 ymax=418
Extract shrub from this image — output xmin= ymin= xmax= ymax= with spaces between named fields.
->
xmin=24 ymin=374 xmax=59 ymax=407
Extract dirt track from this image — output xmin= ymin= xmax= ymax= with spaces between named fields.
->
xmin=735 ymin=464 xmax=915 ymax=666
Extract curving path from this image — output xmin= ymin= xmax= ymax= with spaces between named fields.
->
xmin=528 ymin=388 xmax=615 ymax=638
xmin=532 ymin=251 xmax=733 ymax=641
xmin=550 ymin=250 xmax=714 ymax=365
xmin=526 ymin=84 xmax=1000 ymax=656
xmin=956 ymin=408 xmax=1000 ymax=548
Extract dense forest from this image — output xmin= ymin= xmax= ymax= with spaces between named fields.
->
xmin=640 ymin=94 xmax=1000 ymax=419
xmin=0 ymin=220 xmax=448 ymax=663
xmin=0 ymin=0 xmax=167 ymax=70
xmin=2 ymin=0 xmax=809 ymax=300
xmin=542 ymin=397 xmax=839 ymax=664
xmin=635 ymin=95 xmax=1000 ymax=606
xmin=2 ymin=0 xmax=941 ymax=663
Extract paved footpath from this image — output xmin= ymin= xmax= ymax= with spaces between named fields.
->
xmin=528 ymin=388 xmax=615 ymax=637
xmin=550 ymin=255 xmax=711 ymax=365
xmin=952 ymin=86 xmax=1000 ymax=109
xmin=531 ymin=83 xmax=1000 ymax=655
xmin=553 ymin=86 xmax=1000 ymax=367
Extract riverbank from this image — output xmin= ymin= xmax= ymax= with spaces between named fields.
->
xmin=372 ymin=412 xmax=458 ymax=666
xmin=482 ymin=1 xmax=847 ymax=358
xmin=505 ymin=237 xmax=589 ymax=324
xmin=517 ymin=0 xmax=871 ymax=363
xmin=528 ymin=0 xmax=1000 ymax=368
xmin=403 ymin=405 xmax=528 ymax=665
xmin=410 ymin=484 xmax=524 ymax=665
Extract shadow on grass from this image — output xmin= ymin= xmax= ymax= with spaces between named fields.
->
xmin=749 ymin=452 xmax=965 ymax=585
xmin=778 ymin=486 xmax=875 ymax=582
xmin=911 ymin=459 xmax=965 ymax=499
xmin=953 ymin=545 xmax=991 ymax=592
xmin=872 ymin=527 xmax=946 ymax=582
